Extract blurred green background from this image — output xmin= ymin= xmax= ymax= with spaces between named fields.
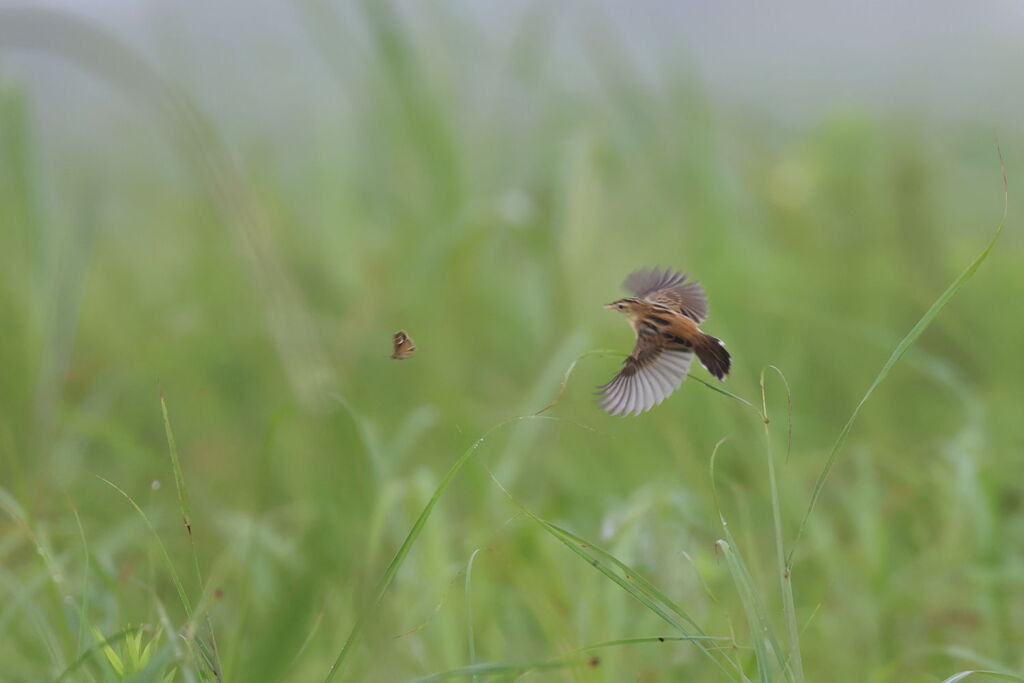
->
xmin=1 ymin=2 xmax=1022 ymax=681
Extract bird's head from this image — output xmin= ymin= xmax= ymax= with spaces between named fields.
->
xmin=604 ymin=297 xmax=646 ymax=320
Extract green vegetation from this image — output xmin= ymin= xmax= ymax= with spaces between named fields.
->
xmin=1 ymin=5 xmax=1022 ymax=681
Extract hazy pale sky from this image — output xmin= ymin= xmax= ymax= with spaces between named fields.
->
xmin=3 ymin=0 xmax=1023 ymax=148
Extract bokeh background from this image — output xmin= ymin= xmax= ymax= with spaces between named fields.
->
xmin=1 ymin=1 xmax=1022 ymax=681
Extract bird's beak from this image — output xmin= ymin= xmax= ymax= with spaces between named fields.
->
xmin=603 ymin=302 xmax=616 ymax=309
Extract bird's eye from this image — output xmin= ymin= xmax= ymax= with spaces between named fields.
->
xmin=617 ymin=304 xmax=624 ymax=309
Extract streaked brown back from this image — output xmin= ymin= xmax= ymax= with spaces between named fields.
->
xmin=623 ymin=266 xmax=709 ymax=322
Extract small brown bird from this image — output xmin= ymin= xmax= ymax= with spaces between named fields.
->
xmin=390 ymin=330 xmax=416 ymax=360
xmin=599 ymin=267 xmax=730 ymax=416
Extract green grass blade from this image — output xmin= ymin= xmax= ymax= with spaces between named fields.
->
xmin=942 ymin=672 xmax=1024 ymax=683
xmin=328 ymin=392 xmax=384 ymax=481
xmin=791 ymin=155 xmax=1008 ymax=558
xmin=710 ymin=440 xmax=791 ymax=682
xmin=715 ymin=539 xmax=791 ymax=683
xmin=160 ymin=395 xmax=223 ymax=681
xmin=53 ymin=626 xmax=139 ymax=683
xmin=412 ymin=635 xmax=733 ymax=682
xmin=96 ymin=475 xmax=193 ymax=618
xmin=160 ymin=394 xmax=193 ymax=541
xmin=96 ymin=475 xmax=217 ymax=678
xmin=759 ymin=367 xmax=803 ymax=683
xmin=411 ymin=658 xmax=582 ymax=682
xmin=574 ymin=635 xmax=733 ymax=650
xmin=484 ymin=469 xmax=742 ymax=681
xmin=286 ymin=608 xmax=326 ymax=677
xmin=323 ymin=415 xmax=562 ymax=682
xmin=691 ymin=375 xmax=758 ymax=410
xmin=544 ymin=521 xmax=705 ymax=633
xmin=464 ymin=549 xmax=481 ymax=683
xmin=67 ymin=496 xmax=91 ymax=660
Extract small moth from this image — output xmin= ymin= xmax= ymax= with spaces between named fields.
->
xmin=390 ymin=330 xmax=416 ymax=360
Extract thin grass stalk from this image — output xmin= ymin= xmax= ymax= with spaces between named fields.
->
xmin=691 ymin=375 xmax=757 ymax=410
xmin=759 ymin=367 xmax=803 ymax=683
xmin=97 ymin=476 xmax=192 ymax=617
xmin=464 ymin=549 xmax=481 ymax=683
xmin=161 ymin=396 xmax=224 ymax=682
xmin=67 ymin=497 xmax=91 ymax=659
xmin=534 ymin=348 xmax=619 ymax=415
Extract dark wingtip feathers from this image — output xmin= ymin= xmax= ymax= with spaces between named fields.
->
xmin=694 ymin=334 xmax=731 ymax=380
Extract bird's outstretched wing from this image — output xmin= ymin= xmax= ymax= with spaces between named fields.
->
xmin=623 ymin=267 xmax=708 ymax=322
xmin=597 ymin=337 xmax=693 ymax=416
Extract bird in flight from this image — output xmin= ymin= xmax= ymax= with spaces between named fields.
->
xmin=390 ymin=330 xmax=416 ymax=360
xmin=598 ymin=267 xmax=730 ymax=416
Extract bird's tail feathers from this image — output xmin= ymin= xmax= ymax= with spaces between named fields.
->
xmin=694 ymin=333 xmax=731 ymax=380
